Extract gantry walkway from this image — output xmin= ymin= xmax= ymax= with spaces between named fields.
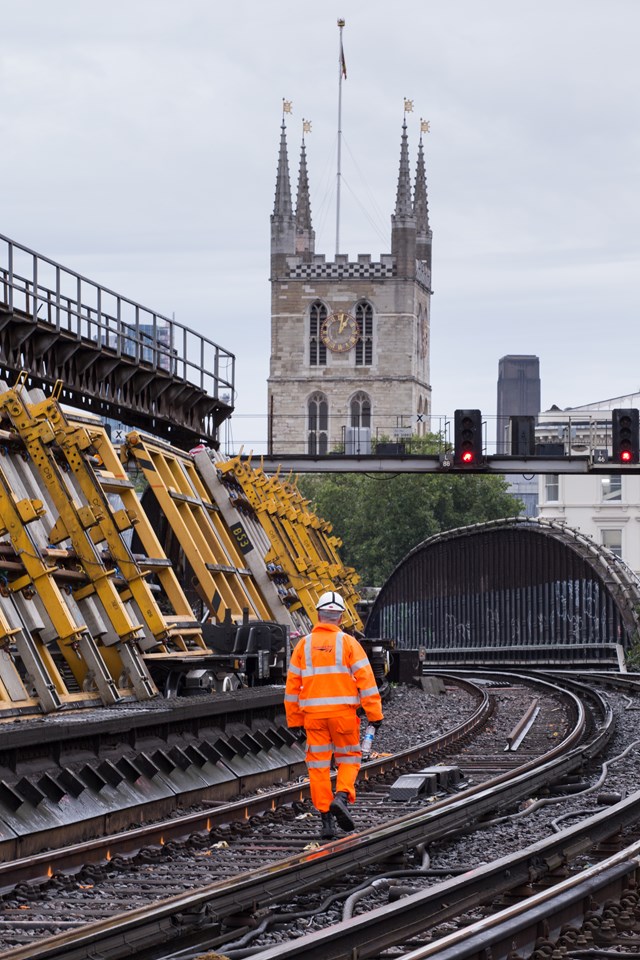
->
xmin=0 ymin=233 xmax=234 ymax=448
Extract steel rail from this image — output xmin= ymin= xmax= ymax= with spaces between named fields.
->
xmin=397 ymin=852 xmax=640 ymax=960
xmin=0 ymin=674 xmax=604 ymax=960
xmin=0 ymin=675 xmax=489 ymax=889
xmin=240 ymin=793 xmax=640 ymax=960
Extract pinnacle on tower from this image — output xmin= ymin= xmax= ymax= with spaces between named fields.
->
xmin=271 ymin=119 xmax=295 ymax=276
xmin=394 ymin=120 xmax=414 ymax=218
xmin=391 ymin=119 xmax=416 ymax=277
xmin=273 ymin=120 xmax=293 ymax=220
xmin=414 ymin=134 xmax=432 ymax=269
xmin=295 ymin=138 xmax=315 ymax=259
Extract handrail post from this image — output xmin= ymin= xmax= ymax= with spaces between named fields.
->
xmin=76 ymin=276 xmax=81 ymax=338
xmin=33 ymin=253 xmax=38 ymax=319
xmin=7 ymin=242 xmax=13 ymax=310
xmin=55 ymin=265 xmax=61 ymax=330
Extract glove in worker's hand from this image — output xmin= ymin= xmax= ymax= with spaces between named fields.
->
xmin=369 ymin=719 xmax=383 ymax=731
xmin=289 ymin=726 xmax=307 ymax=742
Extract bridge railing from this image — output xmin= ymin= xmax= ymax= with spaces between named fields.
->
xmin=0 ymin=233 xmax=235 ymax=401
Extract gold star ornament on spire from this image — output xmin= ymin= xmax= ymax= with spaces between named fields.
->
xmin=303 ymin=119 xmax=312 ymax=134
xmin=282 ymin=99 xmax=293 ymax=115
xmin=420 ymin=119 xmax=430 ymax=133
xmin=404 ymin=98 xmax=414 ymax=113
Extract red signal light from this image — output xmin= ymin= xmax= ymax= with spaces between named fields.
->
xmin=454 ymin=410 xmax=483 ymax=466
xmin=612 ymin=409 xmax=640 ymax=463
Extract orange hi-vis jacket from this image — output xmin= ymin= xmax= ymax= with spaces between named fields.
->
xmin=285 ymin=622 xmax=383 ymax=726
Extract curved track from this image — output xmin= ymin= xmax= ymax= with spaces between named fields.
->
xmin=0 ymin=672 xmax=604 ymax=960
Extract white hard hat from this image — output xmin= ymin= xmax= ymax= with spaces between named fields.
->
xmin=316 ymin=591 xmax=346 ymax=613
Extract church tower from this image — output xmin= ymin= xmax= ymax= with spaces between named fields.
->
xmin=268 ymin=118 xmax=432 ymax=455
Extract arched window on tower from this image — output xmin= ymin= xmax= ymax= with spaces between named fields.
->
xmin=355 ymin=301 xmax=373 ymax=366
xmin=308 ymin=392 xmax=329 ymax=455
xmin=309 ymin=301 xmax=327 ymax=367
xmin=350 ymin=391 xmax=371 ymax=428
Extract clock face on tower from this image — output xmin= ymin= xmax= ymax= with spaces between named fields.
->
xmin=320 ymin=312 xmax=359 ymax=353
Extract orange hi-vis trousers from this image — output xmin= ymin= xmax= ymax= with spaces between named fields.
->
xmin=304 ymin=713 xmax=361 ymax=813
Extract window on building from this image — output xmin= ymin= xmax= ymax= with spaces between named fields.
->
xmin=601 ymin=528 xmax=622 ymax=558
xmin=309 ymin=302 xmax=327 ymax=367
xmin=308 ymin=392 xmax=328 ymax=455
xmin=355 ymin=301 xmax=373 ymax=366
xmin=350 ymin=391 xmax=371 ymax=429
xmin=545 ymin=474 xmax=559 ymax=502
xmin=601 ymin=475 xmax=622 ymax=502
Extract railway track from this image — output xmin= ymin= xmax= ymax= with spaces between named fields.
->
xmin=0 ymin=672 xmax=602 ymax=959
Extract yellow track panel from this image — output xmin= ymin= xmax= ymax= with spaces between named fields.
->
xmin=193 ymin=449 xmax=302 ymax=632
xmin=0 ymin=598 xmax=55 ymax=714
xmin=0 ymin=448 xmax=119 ymax=709
xmin=122 ymin=432 xmax=273 ymax=623
xmin=218 ymin=458 xmax=319 ymax=616
xmin=90 ymin=429 xmax=208 ymax=654
xmin=211 ymin=456 xmax=306 ymax=616
xmin=281 ymin=479 xmax=362 ymax=626
xmin=29 ymin=394 xmax=207 ymax=656
xmin=0 ymin=382 xmax=156 ymax=702
xmin=217 ymin=456 xmax=363 ymax=633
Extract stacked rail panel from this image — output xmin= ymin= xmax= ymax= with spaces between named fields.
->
xmin=0 ymin=380 xmax=360 ymax=716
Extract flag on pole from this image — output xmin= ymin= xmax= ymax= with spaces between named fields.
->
xmin=338 ymin=18 xmax=347 ymax=78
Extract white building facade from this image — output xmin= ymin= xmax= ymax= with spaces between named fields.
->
xmin=537 ymin=393 xmax=640 ymax=576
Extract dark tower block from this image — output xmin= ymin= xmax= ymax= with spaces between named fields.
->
xmin=496 ymin=355 xmax=541 ymax=454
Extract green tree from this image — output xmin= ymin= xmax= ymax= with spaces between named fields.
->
xmin=299 ymin=456 xmax=523 ymax=586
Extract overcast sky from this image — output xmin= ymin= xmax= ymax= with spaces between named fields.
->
xmin=2 ymin=1 xmax=639 ymax=454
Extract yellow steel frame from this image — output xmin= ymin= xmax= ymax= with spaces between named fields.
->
xmin=0 ymin=450 xmax=120 ymax=708
xmin=0 ymin=381 xmax=155 ymax=701
xmin=0 ymin=604 xmax=42 ymax=713
xmin=121 ymin=432 xmax=273 ymax=623
xmin=30 ymin=394 xmax=207 ymax=656
xmin=217 ymin=455 xmax=363 ymax=632
xmin=193 ymin=449 xmax=301 ymax=632
xmin=91 ymin=428 xmax=210 ymax=655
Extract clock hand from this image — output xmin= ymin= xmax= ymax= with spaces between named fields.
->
xmin=338 ymin=314 xmax=347 ymax=333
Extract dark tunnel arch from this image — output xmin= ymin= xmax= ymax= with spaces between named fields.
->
xmin=365 ymin=518 xmax=640 ymax=669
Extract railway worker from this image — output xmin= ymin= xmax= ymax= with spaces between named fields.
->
xmin=285 ymin=590 xmax=383 ymax=840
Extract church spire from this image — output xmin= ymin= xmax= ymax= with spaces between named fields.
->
xmin=414 ymin=132 xmax=432 ymax=269
xmin=273 ymin=119 xmax=293 ymax=220
xmin=394 ymin=119 xmax=414 ymax=217
xmin=391 ymin=118 xmax=416 ymax=277
xmin=271 ymin=115 xmax=295 ymax=278
xmin=295 ymin=133 xmax=315 ymax=259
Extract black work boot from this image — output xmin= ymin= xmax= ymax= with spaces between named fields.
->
xmin=320 ymin=811 xmax=335 ymax=840
xmin=330 ymin=791 xmax=355 ymax=832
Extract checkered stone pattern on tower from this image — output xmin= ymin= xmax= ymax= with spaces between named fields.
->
xmin=288 ymin=262 xmax=395 ymax=280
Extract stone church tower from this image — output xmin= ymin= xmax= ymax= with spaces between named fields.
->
xmin=267 ymin=118 xmax=432 ymax=455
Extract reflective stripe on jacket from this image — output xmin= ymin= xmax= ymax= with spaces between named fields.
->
xmin=285 ymin=621 xmax=384 ymax=724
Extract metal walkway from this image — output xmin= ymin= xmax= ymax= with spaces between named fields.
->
xmin=0 ymin=233 xmax=234 ymax=448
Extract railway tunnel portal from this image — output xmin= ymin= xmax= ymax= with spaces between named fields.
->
xmin=366 ymin=517 xmax=640 ymax=670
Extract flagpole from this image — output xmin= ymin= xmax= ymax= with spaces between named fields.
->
xmin=335 ymin=18 xmax=345 ymax=257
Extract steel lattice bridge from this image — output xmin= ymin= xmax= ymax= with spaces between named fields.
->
xmin=365 ymin=517 xmax=640 ymax=670
xmin=0 ymin=233 xmax=234 ymax=448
